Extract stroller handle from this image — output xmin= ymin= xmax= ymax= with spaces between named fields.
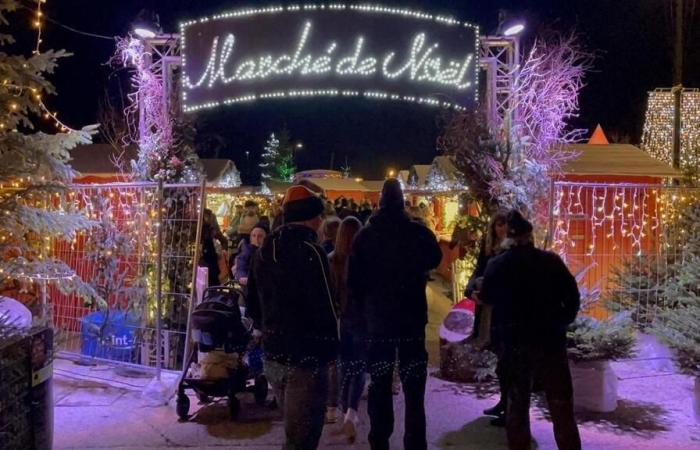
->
xmin=205 ymin=285 xmax=245 ymax=299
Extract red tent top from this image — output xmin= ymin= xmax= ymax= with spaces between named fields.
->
xmin=587 ymin=124 xmax=610 ymax=145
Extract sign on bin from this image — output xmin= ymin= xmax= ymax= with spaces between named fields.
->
xmin=80 ymin=310 xmax=139 ymax=362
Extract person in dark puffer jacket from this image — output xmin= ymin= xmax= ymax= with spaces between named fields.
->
xmin=349 ymin=178 xmax=442 ymax=450
xmin=247 ymin=185 xmax=339 ymax=450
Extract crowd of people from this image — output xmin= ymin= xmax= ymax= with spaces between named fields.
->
xmin=200 ymin=179 xmax=582 ymax=450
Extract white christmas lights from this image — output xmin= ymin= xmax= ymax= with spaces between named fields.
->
xmin=179 ymin=3 xmax=480 ymax=113
xmin=549 ymin=182 xmax=698 ymax=263
xmin=184 ymin=21 xmax=474 ymax=91
xmin=182 ymin=89 xmax=465 ymax=113
xmin=641 ymin=89 xmax=700 ymax=171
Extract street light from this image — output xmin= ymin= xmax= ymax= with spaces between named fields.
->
xmin=132 ymin=9 xmax=160 ymax=39
xmin=495 ymin=9 xmax=525 ymax=37
xmin=503 ymin=23 xmax=525 ymax=36
xmin=387 ymin=169 xmax=396 ymax=178
xmin=296 ymin=142 xmax=304 ymax=149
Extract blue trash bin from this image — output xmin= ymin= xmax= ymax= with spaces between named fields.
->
xmin=80 ymin=310 xmax=139 ymax=362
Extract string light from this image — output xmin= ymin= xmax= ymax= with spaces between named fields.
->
xmin=551 ymin=182 xmax=699 ymax=263
xmin=183 ymin=88 xmax=465 ymax=113
xmin=33 ymin=0 xmax=46 ymax=55
xmin=21 ymin=0 xmax=76 ymax=133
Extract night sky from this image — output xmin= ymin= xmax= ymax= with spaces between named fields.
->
xmin=13 ymin=1 xmax=700 ymax=181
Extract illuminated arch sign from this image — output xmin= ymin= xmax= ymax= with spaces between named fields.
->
xmin=180 ymin=4 xmax=479 ymax=113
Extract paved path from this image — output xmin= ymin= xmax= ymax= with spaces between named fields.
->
xmin=53 ymin=280 xmax=700 ymax=449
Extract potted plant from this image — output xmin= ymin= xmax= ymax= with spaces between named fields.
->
xmin=566 ymin=312 xmax=636 ymax=412
xmin=566 ymin=265 xmax=636 ymax=412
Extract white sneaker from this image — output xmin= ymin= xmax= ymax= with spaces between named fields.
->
xmin=342 ymin=408 xmax=359 ymax=443
xmin=325 ymin=406 xmax=339 ymax=424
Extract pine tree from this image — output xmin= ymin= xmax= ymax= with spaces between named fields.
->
xmin=605 ymin=256 xmax=672 ymax=328
xmin=0 ymin=1 xmax=100 ymax=314
xmin=652 ymin=199 xmax=700 ymax=375
xmin=260 ymin=132 xmax=280 ymax=181
xmin=260 ymin=129 xmax=296 ymax=182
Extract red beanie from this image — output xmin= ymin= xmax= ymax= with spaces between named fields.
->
xmin=283 ymin=185 xmax=324 ymax=222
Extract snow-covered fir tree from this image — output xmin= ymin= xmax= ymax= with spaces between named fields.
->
xmin=0 ymin=1 xmax=100 ymax=312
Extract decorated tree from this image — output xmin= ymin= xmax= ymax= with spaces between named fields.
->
xmin=112 ymin=37 xmax=201 ymax=183
xmin=0 ymin=1 xmax=100 ymax=315
xmin=260 ymin=129 xmax=296 ymax=182
xmin=439 ymin=33 xmax=591 ymax=234
xmin=492 ymin=34 xmax=591 ymax=227
xmin=260 ymin=132 xmax=280 ymax=181
xmin=84 ymin=194 xmax=145 ymax=309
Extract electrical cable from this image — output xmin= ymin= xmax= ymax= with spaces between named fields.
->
xmin=44 ymin=15 xmax=115 ymax=41
xmin=18 ymin=4 xmax=115 ymax=41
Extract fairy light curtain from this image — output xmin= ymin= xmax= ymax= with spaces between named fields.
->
xmin=641 ymin=89 xmax=700 ymax=171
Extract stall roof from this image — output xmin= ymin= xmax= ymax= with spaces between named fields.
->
xmin=563 ymin=144 xmax=681 ymax=178
xmin=69 ymin=143 xmax=137 ymax=176
xmin=308 ymin=178 xmax=368 ymax=192
xmin=361 ymin=180 xmax=386 ymax=192
xmin=200 ymin=158 xmax=238 ymax=183
xmin=411 ymin=165 xmax=431 ymax=185
xmin=264 ymin=179 xmax=293 ymax=193
xmin=432 ymin=156 xmax=460 ymax=180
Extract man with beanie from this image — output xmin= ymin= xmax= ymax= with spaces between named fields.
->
xmin=348 ymin=178 xmax=442 ymax=450
xmin=480 ymin=210 xmax=581 ymax=450
xmin=246 ymin=185 xmax=339 ymax=450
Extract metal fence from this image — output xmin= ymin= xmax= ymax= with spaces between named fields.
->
xmin=50 ymin=181 xmax=203 ymax=372
xmin=549 ymin=181 xmax=700 ymax=326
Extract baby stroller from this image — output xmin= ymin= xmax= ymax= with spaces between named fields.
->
xmin=176 ymin=285 xmax=268 ymax=420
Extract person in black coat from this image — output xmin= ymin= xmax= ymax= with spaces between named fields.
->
xmin=349 ymin=178 xmax=442 ymax=450
xmin=246 ymin=185 xmax=339 ymax=450
xmin=480 ymin=210 xmax=581 ymax=450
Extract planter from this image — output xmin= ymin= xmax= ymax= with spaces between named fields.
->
xmin=694 ymin=377 xmax=700 ymax=423
xmin=569 ymin=359 xmax=618 ymax=413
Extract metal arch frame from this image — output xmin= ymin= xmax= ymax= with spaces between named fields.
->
xmin=137 ymin=34 xmax=181 ymax=145
xmin=138 ymin=33 xmax=519 ymax=135
xmin=479 ymin=35 xmax=520 ymax=132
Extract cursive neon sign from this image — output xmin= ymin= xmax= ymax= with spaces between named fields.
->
xmin=180 ymin=4 xmax=479 ymax=112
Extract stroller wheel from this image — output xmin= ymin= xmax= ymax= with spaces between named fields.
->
xmin=176 ymin=394 xmax=190 ymax=421
xmin=228 ymin=392 xmax=240 ymax=419
xmin=197 ymin=392 xmax=211 ymax=404
xmin=254 ymin=374 xmax=269 ymax=405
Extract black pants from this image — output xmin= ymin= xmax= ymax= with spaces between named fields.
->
xmin=367 ymin=337 xmax=428 ymax=450
xmin=495 ymin=349 xmax=510 ymax=410
xmin=505 ymin=345 xmax=581 ymax=450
